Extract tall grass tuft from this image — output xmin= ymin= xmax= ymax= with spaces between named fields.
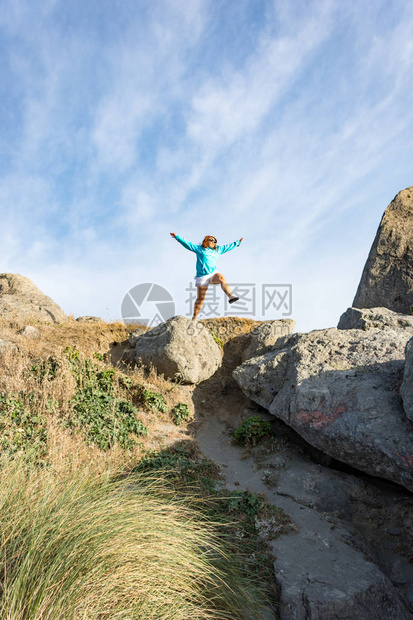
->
xmin=0 ymin=454 xmax=267 ymax=619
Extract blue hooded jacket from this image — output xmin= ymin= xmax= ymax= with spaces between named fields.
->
xmin=174 ymin=235 xmax=241 ymax=277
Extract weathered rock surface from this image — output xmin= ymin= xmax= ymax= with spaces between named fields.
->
xmin=134 ymin=315 xmax=222 ymax=383
xmin=233 ymin=327 xmax=413 ymax=491
xmin=196 ymin=414 xmax=411 ymax=620
xmin=272 ymin=495 xmax=410 ymax=619
xmin=128 ymin=327 xmax=148 ymax=347
xmin=0 ymin=274 xmax=67 ymax=324
xmin=242 ymin=319 xmax=295 ymax=361
xmin=401 ymin=337 xmax=413 ymax=422
xmin=270 ymin=454 xmax=413 ymax=608
xmin=271 ymin=493 xmax=411 ymax=619
xmin=0 ymin=339 xmax=18 ymax=354
xmin=338 ymin=306 xmax=413 ymax=331
xmin=18 ymin=325 xmax=40 ymax=339
xmin=200 ymin=316 xmax=261 ymax=345
xmin=353 ymin=186 xmax=413 ymax=313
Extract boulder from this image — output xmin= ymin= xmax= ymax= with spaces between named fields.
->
xmin=338 ymin=307 xmax=413 ymax=331
xmin=242 ymin=319 xmax=295 ymax=361
xmin=128 ymin=327 xmax=148 ymax=347
xmin=353 ymin=186 xmax=413 ymax=313
xmin=18 ymin=325 xmax=40 ymax=339
xmin=0 ymin=274 xmax=67 ymax=324
xmin=401 ymin=337 xmax=413 ymax=422
xmin=134 ymin=315 xmax=222 ymax=384
xmin=233 ymin=327 xmax=413 ymax=491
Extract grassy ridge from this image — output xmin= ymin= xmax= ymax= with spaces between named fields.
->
xmin=0 ymin=318 xmax=291 ymax=618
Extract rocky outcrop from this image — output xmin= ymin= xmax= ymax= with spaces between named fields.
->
xmin=196 ymin=413 xmax=412 ymax=620
xmin=233 ymin=327 xmax=413 ymax=491
xmin=338 ymin=307 xmax=413 ymax=331
xmin=134 ymin=315 xmax=222 ymax=384
xmin=0 ymin=274 xmax=67 ymax=324
xmin=353 ymin=187 xmax=413 ymax=313
xmin=242 ymin=319 xmax=295 ymax=361
xmin=401 ymin=337 xmax=413 ymax=422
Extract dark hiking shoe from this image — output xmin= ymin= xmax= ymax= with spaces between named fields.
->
xmin=229 ymin=296 xmax=239 ymax=304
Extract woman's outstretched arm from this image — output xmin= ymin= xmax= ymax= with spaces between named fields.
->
xmin=217 ymin=237 xmax=244 ymax=254
xmin=170 ymin=232 xmax=199 ymax=253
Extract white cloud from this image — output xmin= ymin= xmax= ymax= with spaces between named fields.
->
xmin=1 ymin=0 xmax=413 ymax=334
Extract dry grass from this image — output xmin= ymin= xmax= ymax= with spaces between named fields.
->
xmin=0 ymin=316 xmax=280 ymax=618
xmin=0 ymin=316 xmax=195 ymax=466
xmin=0 ymin=454 xmax=267 ymax=619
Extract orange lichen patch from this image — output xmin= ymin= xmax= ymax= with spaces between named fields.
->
xmin=394 ymin=453 xmax=413 ymax=471
xmin=292 ymin=404 xmax=347 ymax=430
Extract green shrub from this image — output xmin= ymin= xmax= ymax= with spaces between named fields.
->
xmin=171 ymin=402 xmax=192 ymax=425
xmin=0 ymin=392 xmax=47 ymax=457
xmin=142 ymin=388 xmax=168 ymax=413
xmin=233 ymin=416 xmax=272 ymax=446
xmin=227 ymin=491 xmax=266 ymax=517
xmin=30 ymin=356 xmax=60 ymax=380
xmin=64 ymin=350 xmax=148 ymax=450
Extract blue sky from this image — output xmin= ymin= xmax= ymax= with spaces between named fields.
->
xmin=1 ymin=0 xmax=412 ymax=332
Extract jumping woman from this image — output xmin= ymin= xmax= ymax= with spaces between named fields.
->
xmin=170 ymin=233 xmax=244 ymax=320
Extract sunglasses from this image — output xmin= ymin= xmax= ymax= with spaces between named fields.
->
xmin=207 ymin=237 xmax=217 ymax=243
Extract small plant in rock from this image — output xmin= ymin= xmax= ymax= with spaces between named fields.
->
xmin=171 ymin=403 xmax=192 ymax=425
xmin=409 ymin=306 xmax=413 ymax=316
xmin=210 ymin=331 xmax=224 ymax=348
xmin=141 ymin=389 xmax=168 ymax=413
xmin=233 ymin=416 xmax=272 ymax=446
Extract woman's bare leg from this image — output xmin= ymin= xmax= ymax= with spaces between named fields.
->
xmin=193 ymin=285 xmax=208 ymax=320
xmin=210 ymin=272 xmax=233 ymax=298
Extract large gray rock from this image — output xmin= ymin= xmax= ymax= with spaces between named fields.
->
xmin=242 ymin=319 xmax=295 ymax=361
xmin=134 ymin=315 xmax=222 ymax=384
xmin=271 ymin=494 xmax=411 ymax=620
xmin=233 ymin=327 xmax=413 ymax=491
xmin=0 ymin=274 xmax=67 ymax=324
xmin=353 ymin=186 xmax=413 ymax=313
xmin=401 ymin=337 xmax=413 ymax=422
xmin=196 ymin=415 xmax=411 ymax=619
xmin=338 ymin=307 xmax=413 ymax=331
